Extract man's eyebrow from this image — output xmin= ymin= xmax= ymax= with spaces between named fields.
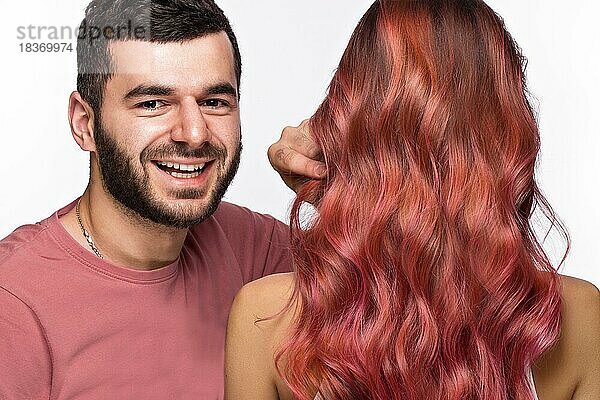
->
xmin=124 ymin=84 xmax=175 ymax=100
xmin=204 ymin=82 xmax=237 ymax=98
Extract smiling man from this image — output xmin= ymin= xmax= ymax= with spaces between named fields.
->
xmin=0 ymin=1 xmax=292 ymax=398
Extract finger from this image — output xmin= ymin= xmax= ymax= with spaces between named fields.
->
xmin=268 ymin=143 xmax=326 ymax=179
xmin=282 ymin=124 xmax=322 ymax=160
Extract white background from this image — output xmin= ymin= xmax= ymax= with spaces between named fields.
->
xmin=0 ymin=1 xmax=598 ymax=287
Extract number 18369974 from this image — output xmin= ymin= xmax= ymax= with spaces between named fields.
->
xmin=19 ymin=42 xmax=73 ymax=52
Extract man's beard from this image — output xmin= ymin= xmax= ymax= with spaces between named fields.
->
xmin=93 ymin=118 xmax=241 ymax=229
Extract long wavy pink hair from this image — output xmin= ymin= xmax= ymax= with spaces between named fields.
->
xmin=277 ymin=1 xmax=568 ymax=399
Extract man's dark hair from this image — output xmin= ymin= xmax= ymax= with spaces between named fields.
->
xmin=76 ymin=0 xmax=242 ymax=117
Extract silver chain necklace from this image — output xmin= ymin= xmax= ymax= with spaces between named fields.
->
xmin=75 ymin=199 xmax=104 ymax=259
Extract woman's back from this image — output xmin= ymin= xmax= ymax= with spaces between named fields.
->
xmin=226 ymin=272 xmax=599 ymax=400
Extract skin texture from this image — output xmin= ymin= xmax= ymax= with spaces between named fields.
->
xmin=61 ymin=32 xmax=241 ymax=270
xmin=225 ymin=272 xmax=600 ymax=400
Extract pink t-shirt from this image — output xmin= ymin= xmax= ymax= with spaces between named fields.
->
xmin=0 ymin=199 xmax=292 ymax=399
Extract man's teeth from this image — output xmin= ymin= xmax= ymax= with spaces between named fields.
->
xmin=157 ymin=161 xmax=206 ymax=172
xmin=169 ymin=171 xmax=201 ymax=179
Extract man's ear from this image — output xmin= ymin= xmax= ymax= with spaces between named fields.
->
xmin=68 ymin=91 xmax=97 ymax=152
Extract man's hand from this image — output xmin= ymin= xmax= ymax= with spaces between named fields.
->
xmin=267 ymin=119 xmax=326 ymax=193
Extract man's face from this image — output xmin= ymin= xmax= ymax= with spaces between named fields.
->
xmin=94 ymin=32 xmax=241 ymax=228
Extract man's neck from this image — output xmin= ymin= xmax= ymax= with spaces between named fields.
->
xmin=59 ymin=187 xmax=188 ymax=271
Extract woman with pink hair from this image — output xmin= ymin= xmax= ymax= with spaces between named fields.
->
xmin=225 ymin=1 xmax=599 ymax=399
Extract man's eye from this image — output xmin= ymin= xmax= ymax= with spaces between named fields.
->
xmin=139 ymin=100 xmax=166 ymax=110
xmin=203 ymin=99 xmax=227 ymax=108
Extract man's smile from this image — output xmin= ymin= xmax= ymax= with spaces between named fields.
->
xmin=154 ymin=161 xmax=207 ymax=178
xmin=151 ymin=159 xmax=216 ymax=183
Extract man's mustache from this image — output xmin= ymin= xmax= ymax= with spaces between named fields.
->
xmin=142 ymin=142 xmax=228 ymax=161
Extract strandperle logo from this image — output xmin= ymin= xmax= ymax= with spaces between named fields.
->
xmin=16 ymin=20 xmax=148 ymax=44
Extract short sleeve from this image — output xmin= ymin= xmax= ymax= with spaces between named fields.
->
xmin=0 ymin=286 xmax=52 ymax=399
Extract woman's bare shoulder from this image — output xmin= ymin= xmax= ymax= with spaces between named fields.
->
xmin=232 ymin=273 xmax=295 ymax=316
xmin=225 ymin=273 xmax=297 ymax=400
xmin=560 ymin=274 xmax=600 ymax=309
xmin=533 ymin=274 xmax=600 ymax=400
xmin=228 ymin=272 xmax=297 ymax=344
xmin=559 ymin=275 xmax=600 ymax=363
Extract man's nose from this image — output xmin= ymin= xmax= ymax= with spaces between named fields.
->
xmin=170 ymin=98 xmax=210 ymax=148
